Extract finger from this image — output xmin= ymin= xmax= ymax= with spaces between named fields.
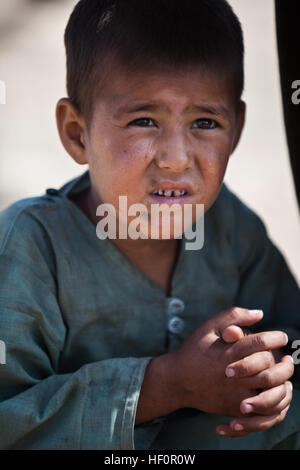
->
xmin=245 ymin=355 xmax=294 ymax=390
xmin=216 ymin=424 xmax=250 ymax=438
xmin=228 ymin=405 xmax=290 ymax=434
xmin=228 ymin=331 xmax=288 ymax=362
xmin=240 ymin=382 xmax=292 ymax=416
xmin=222 ymin=325 xmax=245 ymax=343
xmin=216 ymin=404 xmax=291 ymax=437
xmin=225 ymin=350 xmax=275 ymax=378
xmin=215 ymin=307 xmax=263 ymax=334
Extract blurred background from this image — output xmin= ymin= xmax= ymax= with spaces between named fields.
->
xmin=0 ymin=0 xmax=299 ymax=284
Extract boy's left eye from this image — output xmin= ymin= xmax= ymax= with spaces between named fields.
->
xmin=191 ymin=119 xmax=218 ymax=129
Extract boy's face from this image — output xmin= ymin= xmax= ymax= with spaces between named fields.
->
xmin=57 ymin=65 xmax=245 ymax=238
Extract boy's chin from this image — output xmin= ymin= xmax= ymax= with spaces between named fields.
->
xmin=126 ymin=220 xmax=186 ymax=241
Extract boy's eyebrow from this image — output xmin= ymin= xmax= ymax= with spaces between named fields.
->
xmin=113 ymin=102 xmax=230 ymax=119
xmin=113 ymin=102 xmax=168 ymax=118
xmin=186 ymin=104 xmax=230 ymax=117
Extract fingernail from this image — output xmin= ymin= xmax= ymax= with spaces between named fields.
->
xmin=217 ymin=429 xmax=226 ymax=435
xmin=288 ymin=382 xmax=293 ymax=392
xmin=288 ymin=355 xmax=294 ymax=364
xmin=234 ymin=423 xmax=244 ymax=431
xmin=249 ymin=309 xmax=263 ymax=315
xmin=284 ymin=333 xmax=289 ymax=345
xmin=225 ymin=367 xmax=235 ymax=377
xmin=241 ymin=403 xmax=254 ymax=414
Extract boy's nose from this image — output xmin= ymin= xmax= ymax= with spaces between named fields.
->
xmin=154 ymin=129 xmax=193 ymax=173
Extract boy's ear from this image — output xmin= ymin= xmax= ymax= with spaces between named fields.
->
xmin=231 ymin=100 xmax=246 ymax=154
xmin=56 ymin=98 xmax=87 ymax=165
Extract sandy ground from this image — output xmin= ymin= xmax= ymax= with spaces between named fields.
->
xmin=0 ymin=0 xmax=299 ymax=284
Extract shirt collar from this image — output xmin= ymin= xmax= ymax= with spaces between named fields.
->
xmin=57 ymin=169 xmax=91 ymax=198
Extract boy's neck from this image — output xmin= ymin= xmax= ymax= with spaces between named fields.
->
xmin=114 ymin=235 xmax=180 ymax=296
xmin=69 ymin=188 xmax=181 ymax=296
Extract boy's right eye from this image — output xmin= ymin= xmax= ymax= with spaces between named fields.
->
xmin=128 ymin=118 xmax=156 ymax=127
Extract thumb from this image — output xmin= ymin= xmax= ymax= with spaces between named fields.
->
xmin=222 ymin=325 xmax=245 ymax=343
xmin=214 ymin=307 xmax=263 ymax=335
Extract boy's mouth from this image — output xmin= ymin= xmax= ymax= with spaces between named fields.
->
xmin=152 ymin=189 xmax=187 ymax=197
xmin=148 ymin=181 xmax=194 ymax=205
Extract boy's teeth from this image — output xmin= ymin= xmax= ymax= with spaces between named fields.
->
xmin=153 ymin=189 xmax=186 ymax=197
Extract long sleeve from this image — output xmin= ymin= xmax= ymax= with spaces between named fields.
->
xmin=0 ymin=200 xmax=165 ymax=450
xmin=0 ymin=252 xmax=156 ymax=449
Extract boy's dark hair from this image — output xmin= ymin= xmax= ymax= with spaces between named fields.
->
xmin=64 ymin=0 xmax=244 ymax=126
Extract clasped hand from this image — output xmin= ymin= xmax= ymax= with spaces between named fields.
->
xmin=168 ymin=307 xmax=294 ymax=437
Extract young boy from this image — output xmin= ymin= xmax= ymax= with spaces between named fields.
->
xmin=0 ymin=0 xmax=299 ymax=450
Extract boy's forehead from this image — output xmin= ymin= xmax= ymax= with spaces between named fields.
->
xmin=95 ymin=65 xmax=236 ymax=115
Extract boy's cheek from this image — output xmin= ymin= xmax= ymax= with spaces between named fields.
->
xmin=196 ymin=155 xmax=228 ymax=188
xmin=118 ymin=138 xmax=156 ymax=165
xmin=194 ymin=136 xmax=231 ymax=162
xmin=103 ymin=142 xmax=155 ymax=173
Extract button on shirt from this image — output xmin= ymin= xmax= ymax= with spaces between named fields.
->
xmin=167 ymin=298 xmax=185 ymax=336
xmin=0 ymin=170 xmax=300 ymax=450
xmin=168 ymin=298 xmax=185 ymax=315
xmin=168 ymin=316 xmax=184 ymax=334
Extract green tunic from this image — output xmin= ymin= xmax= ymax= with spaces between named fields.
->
xmin=0 ymin=170 xmax=299 ymax=449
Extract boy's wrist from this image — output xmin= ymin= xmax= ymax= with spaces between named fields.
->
xmin=156 ymin=351 xmax=185 ymax=411
xmin=135 ymin=352 xmax=183 ymax=425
